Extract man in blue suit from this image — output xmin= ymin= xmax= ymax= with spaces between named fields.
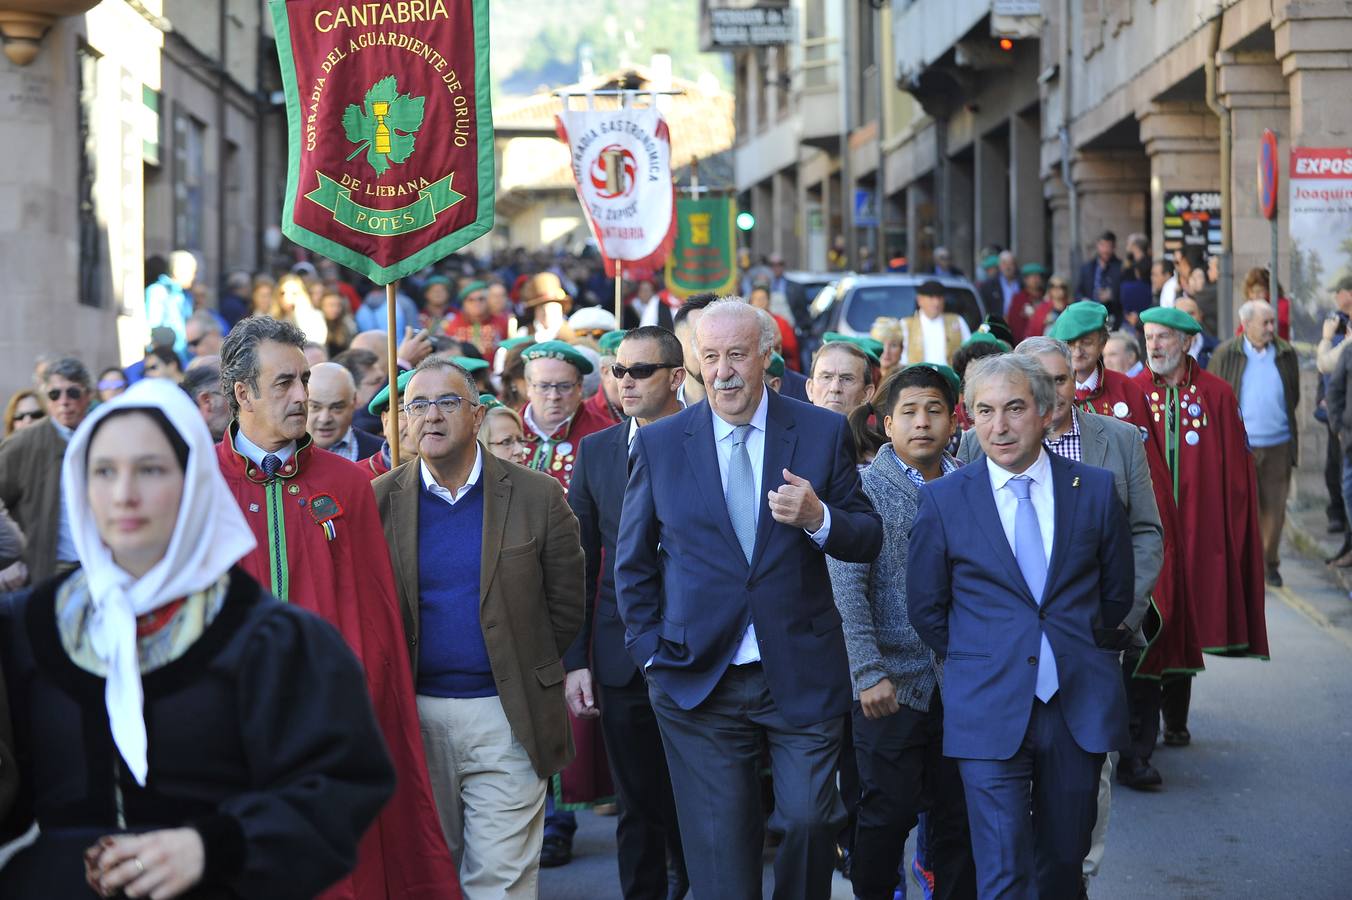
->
xmin=908 ymin=353 xmax=1133 ymax=900
xmin=616 ymin=299 xmax=883 ymax=900
xmin=564 ymin=326 xmax=689 ymax=899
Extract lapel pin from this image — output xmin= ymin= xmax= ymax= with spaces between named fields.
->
xmin=1072 ymin=476 xmax=1080 ymax=488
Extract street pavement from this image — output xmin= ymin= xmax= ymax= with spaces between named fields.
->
xmin=541 ymin=534 xmax=1352 ymax=899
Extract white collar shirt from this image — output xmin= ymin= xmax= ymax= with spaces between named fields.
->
xmin=234 ymin=429 xmax=297 ymax=468
xmin=1074 ymin=367 xmax=1101 ymax=394
xmin=986 ymin=448 xmax=1055 ymax=566
xmin=420 ymin=445 xmax=484 ymax=506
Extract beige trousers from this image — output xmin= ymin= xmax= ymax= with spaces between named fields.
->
xmin=417 ymin=694 xmax=548 ymax=900
xmin=1253 ymin=442 xmax=1293 ymax=570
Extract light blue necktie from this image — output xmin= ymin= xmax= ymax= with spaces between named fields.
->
xmin=726 ymin=425 xmax=757 ymax=564
xmin=1008 ymin=475 xmax=1059 ymax=702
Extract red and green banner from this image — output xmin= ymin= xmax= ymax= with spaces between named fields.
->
xmin=664 ymin=195 xmax=738 ymax=298
xmin=269 ymin=0 xmax=494 ymax=284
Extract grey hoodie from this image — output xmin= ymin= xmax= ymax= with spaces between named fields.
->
xmin=826 ymin=445 xmax=943 ymax=708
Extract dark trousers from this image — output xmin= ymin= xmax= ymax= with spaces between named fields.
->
xmin=650 ymin=664 xmax=845 ymax=900
xmin=597 ymin=673 xmax=687 ymax=900
xmin=1326 ymin=423 xmax=1347 ymax=527
xmin=1161 ymin=675 xmax=1192 ymax=733
xmin=850 ymin=693 xmax=976 ymax=900
xmin=1120 ymin=646 xmax=1161 ymax=767
xmin=957 ymin=696 xmax=1104 ymax=900
xmin=838 ymin=714 xmax=860 ymax=852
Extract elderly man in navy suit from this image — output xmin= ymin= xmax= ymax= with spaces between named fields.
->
xmin=908 ymin=353 xmax=1133 ymax=900
xmin=616 ymin=299 xmax=883 ymax=899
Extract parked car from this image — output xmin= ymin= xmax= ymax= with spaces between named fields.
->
xmin=805 ymin=274 xmax=987 ymax=350
xmin=781 ymin=270 xmax=842 ymax=329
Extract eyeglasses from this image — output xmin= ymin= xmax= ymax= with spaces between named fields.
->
xmin=13 ymin=410 xmax=43 ymax=423
xmin=610 ymin=363 xmax=676 ymax=381
xmin=487 ymin=436 xmax=527 ymax=449
xmin=46 ymin=387 xmax=85 ymax=402
xmin=402 ymin=394 xmax=476 ymax=417
xmin=529 ymin=381 xmax=580 ymax=396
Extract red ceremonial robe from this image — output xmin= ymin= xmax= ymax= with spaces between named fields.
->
xmin=1133 ymin=359 xmax=1269 ymax=658
xmin=520 ymin=402 xmax=616 ymax=808
xmin=583 ymin=385 xmax=623 ymax=427
xmin=1078 ymin=364 xmax=1205 ymax=677
xmin=216 ymin=427 xmax=461 ymax=900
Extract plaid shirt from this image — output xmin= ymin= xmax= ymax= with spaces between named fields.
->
xmin=892 ymin=449 xmax=961 ymax=488
xmin=1046 ymin=409 xmax=1083 ymax=462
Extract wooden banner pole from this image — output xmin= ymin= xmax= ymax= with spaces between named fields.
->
xmin=614 ymin=259 xmax=623 ymax=325
xmin=385 ymin=281 xmax=401 ymax=469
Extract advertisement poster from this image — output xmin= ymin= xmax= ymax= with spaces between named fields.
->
xmin=1289 ymin=147 xmax=1352 ymax=320
xmin=1162 ymin=190 xmax=1222 ymax=256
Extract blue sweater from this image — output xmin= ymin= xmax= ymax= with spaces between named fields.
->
xmin=416 ymin=477 xmax=495 ymax=698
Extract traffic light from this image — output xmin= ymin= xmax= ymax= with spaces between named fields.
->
xmin=736 ymin=211 xmax=756 ymax=232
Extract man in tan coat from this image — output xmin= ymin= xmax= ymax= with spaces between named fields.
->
xmin=373 ymin=357 xmax=584 ymax=899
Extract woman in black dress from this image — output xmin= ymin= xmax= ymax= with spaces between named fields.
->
xmin=0 ymin=378 xmax=396 ymax=899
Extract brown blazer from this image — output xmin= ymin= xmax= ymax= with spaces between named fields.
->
xmin=373 ymin=450 xmax=585 ymax=778
xmin=0 ymin=419 xmax=68 ymax=583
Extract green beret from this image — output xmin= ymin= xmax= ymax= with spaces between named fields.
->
xmin=424 ymin=274 xmax=451 ymax=287
xmin=452 ymin=356 xmax=490 ymax=373
xmin=521 ymin=339 xmax=594 ymax=374
xmin=497 ymin=336 xmax=534 ymax=353
xmin=479 ymin=393 xmax=503 ymax=409
xmin=1139 ymin=306 xmax=1202 ymax=335
xmin=981 ymin=254 xmax=1000 ymax=270
xmin=768 ymin=353 xmax=785 ymax=378
xmin=367 ymin=369 xmax=416 ymax=417
xmin=1020 ymin=263 xmax=1047 ymax=277
xmin=823 ymin=332 xmax=882 ymax=363
xmin=962 ymin=330 xmax=1012 ymax=352
xmin=1048 ymin=301 xmax=1109 ymax=342
xmin=598 ymin=329 xmax=628 ymax=355
xmin=457 ymin=279 xmax=488 ymax=300
xmin=901 ymin=362 xmax=961 ymax=399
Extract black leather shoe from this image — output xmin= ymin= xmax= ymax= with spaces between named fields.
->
xmin=539 ymin=834 xmax=573 ymax=868
xmin=1163 ymin=728 xmax=1191 ymax=747
xmin=1116 ymin=758 xmax=1164 ymax=790
xmin=1265 ymin=567 xmax=1283 ymax=588
xmin=1330 ymin=519 xmax=1347 ymax=534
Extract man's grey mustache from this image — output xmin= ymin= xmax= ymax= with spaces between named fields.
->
xmin=713 ymin=375 xmax=746 ymax=391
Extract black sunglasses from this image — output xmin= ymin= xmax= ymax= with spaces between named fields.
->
xmin=611 ymin=363 xmax=676 ymax=381
xmin=14 ymin=410 xmax=44 ymax=423
xmin=46 ymin=387 xmax=85 ymax=402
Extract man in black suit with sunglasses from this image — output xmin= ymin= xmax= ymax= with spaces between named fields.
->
xmin=564 ymin=326 xmax=690 ymax=899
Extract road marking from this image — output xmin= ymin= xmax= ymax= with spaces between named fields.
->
xmin=1271 ymin=584 xmax=1352 ymax=653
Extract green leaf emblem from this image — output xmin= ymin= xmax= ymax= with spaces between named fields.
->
xmin=341 ymin=75 xmax=426 ymax=177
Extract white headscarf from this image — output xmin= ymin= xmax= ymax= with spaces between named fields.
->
xmin=61 ymin=378 xmax=257 ymax=786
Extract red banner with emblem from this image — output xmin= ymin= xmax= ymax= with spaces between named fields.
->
xmin=270 ymin=0 xmax=494 ymax=284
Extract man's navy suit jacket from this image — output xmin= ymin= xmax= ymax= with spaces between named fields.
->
xmin=615 ymin=390 xmax=883 ymax=728
xmin=907 ymin=452 xmax=1133 ymax=759
xmin=563 ymin=420 xmax=639 ymax=687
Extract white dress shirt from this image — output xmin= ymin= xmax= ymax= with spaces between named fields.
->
xmin=234 ymin=429 xmax=297 ymax=468
xmin=1074 ymin=366 xmax=1101 ymax=395
xmin=915 ymin=312 xmax=972 ymax=364
xmin=710 ymin=388 xmax=830 ymax=665
xmin=986 ymin=449 xmax=1055 ymax=567
xmin=51 ymin=419 xmax=79 ymax=563
xmin=633 ymin=295 xmax=663 ymax=327
xmin=420 ymin=446 xmax=483 ymax=506
xmin=1159 ymin=276 xmax=1179 ymax=308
